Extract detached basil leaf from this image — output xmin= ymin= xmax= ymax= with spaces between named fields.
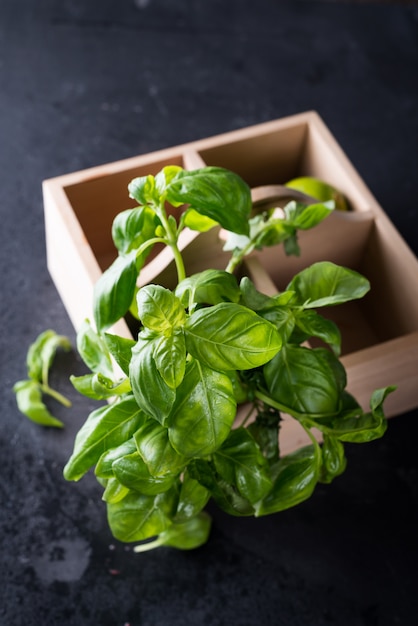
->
xmin=93 ymin=251 xmax=139 ymax=332
xmin=213 ymin=428 xmax=272 ymax=504
xmin=264 ymin=345 xmax=346 ymax=417
xmin=166 ymin=167 xmax=251 ymax=236
xmin=63 ymin=396 xmax=145 ymax=481
xmin=107 ymin=487 xmax=178 ymax=543
xmin=129 ymin=332 xmax=176 ymax=424
xmin=287 ymin=261 xmax=370 ymax=308
xmin=26 ymin=329 xmax=71 ymax=383
xmin=256 ymin=445 xmax=320 ymax=516
xmin=168 ymin=360 xmax=236 ymax=458
xmin=13 ymin=380 xmax=64 ymax=428
xmin=185 ymin=303 xmax=282 ymax=371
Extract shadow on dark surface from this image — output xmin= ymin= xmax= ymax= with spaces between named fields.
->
xmin=1 ymin=1 xmax=417 ymax=624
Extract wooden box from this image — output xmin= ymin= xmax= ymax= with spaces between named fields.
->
xmin=43 ymin=111 xmax=418 ymax=449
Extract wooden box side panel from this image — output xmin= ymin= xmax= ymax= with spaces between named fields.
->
xmin=300 ymin=114 xmax=377 ymax=213
xmin=342 ymin=332 xmax=418 ymax=417
xmin=196 ymin=118 xmax=309 ymax=187
xmin=43 ymin=180 xmax=131 ymax=338
xmin=361 ymin=216 xmax=418 ymax=338
xmin=43 ymin=180 xmax=100 ymax=329
xmin=64 ymin=153 xmax=185 ymax=271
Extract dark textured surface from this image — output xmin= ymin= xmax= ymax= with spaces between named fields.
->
xmin=1 ymin=1 xmax=418 ymax=625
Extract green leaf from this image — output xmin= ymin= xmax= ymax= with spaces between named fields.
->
xmin=176 ymin=270 xmax=240 ymax=312
xmin=93 ymin=251 xmax=139 ymax=332
xmin=26 ymin=329 xmax=71 ymax=384
xmin=95 ymin=438 xmax=138 ymax=479
xmin=112 ymin=206 xmax=159 ymax=255
xmin=168 ymin=360 xmax=236 ymax=458
xmin=294 ymin=309 xmax=341 ymax=356
xmin=166 ymin=167 xmax=252 ymax=236
xmin=255 ymin=445 xmax=320 ymax=516
xmin=264 ymin=345 xmax=346 ymax=417
xmin=107 ymin=487 xmax=178 ymax=543
xmin=134 ymin=416 xmax=187 ymax=477
xmin=189 ymin=459 xmax=254 ymax=516
xmin=313 ymin=386 xmax=394 ymax=443
xmin=128 ymin=174 xmax=158 ymax=205
xmin=76 ymin=319 xmax=113 ymax=376
xmin=287 ymin=261 xmax=370 ymax=308
xmin=184 ymin=303 xmax=282 ymax=371
xmin=283 ymin=233 xmax=300 ymax=256
xmin=213 ymin=428 xmax=272 ymax=504
xmin=226 ymin=370 xmax=248 ymax=404
xmin=239 ymin=276 xmax=276 ymax=311
xmin=319 ymin=435 xmax=347 ymax=484
xmin=239 ymin=281 xmax=296 ymax=340
xmin=175 ymin=471 xmax=210 ymax=522
xmin=284 ymin=200 xmax=334 ymax=230
xmin=134 ymin=512 xmax=212 ymax=552
xmin=104 ymin=333 xmax=136 ymax=377
xmin=183 ymin=209 xmax=218 ymax=232
xmin=102 ymin=477 xmax=130 ymax=504
xmin=250 ymin=214 xmax=294 ymax=249
xmin=63 ymin=396 xmax=145 ymax=481
xmin=153 ymin=331 xmax=186 ymax=389
xmin=136 ymin=284 xmax=186 ymax=332
xmin=154 ymin=165 xmax=184 ymax=197
xmin=13 ymin=380 xmax=64 ymax=428
xmin=370 ymin=385 xmax=396 ymax=413
xmin=70 ymin=372 xmax=131 ymax=400
xmin=129 ymin=332 xmax=176 ymax=424
xmin=113 ymin=451 xmax=176 ymax=495
xmin=247 ymin=408 xmax=281 ymax=464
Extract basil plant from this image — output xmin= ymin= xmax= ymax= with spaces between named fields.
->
xmin=18 ymin=165 xmax=395 ymax=552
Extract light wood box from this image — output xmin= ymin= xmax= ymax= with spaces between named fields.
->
xmin=43 ymin=111 xmax=418 ymax=452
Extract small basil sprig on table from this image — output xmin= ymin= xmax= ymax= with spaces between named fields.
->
xmin=15 ymin=165 xmax=395 ymax=552
xmin=13 ymin=330 xmax=71 ymax=427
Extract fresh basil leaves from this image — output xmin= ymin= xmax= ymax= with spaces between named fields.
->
xmin=14 ymin=166 xmax=394 ymax=552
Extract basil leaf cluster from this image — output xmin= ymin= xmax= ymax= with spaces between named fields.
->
xmin=15 ymin=165 xmax=395 ymax=552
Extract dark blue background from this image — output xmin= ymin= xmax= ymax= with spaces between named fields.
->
xmin=1 ymin=2 xmax=417 ymax=625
